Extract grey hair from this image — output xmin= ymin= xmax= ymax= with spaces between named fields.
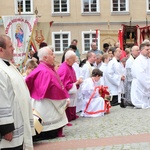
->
xmin=65 ymin=50 xmax=76 ymax=60
xmin=38 ymin=46 xmax=52 ymax=61
xmin=96 ymin=53 xmax=102 ymax=58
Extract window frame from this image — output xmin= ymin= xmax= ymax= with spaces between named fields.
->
xmin=81 ymin=0 xmax=100 ymax=14
xmin=52 ymin=31 xmax=71 ymax=54
xmin=82 ymin=30 xmax=100 ymax=54
xmin=14 ymin=0 xmax=34 ymax=15
xmin=147 ymin=0 xmax=150 ymax=13
xmin=52 ymin=0 xmax=70 ymax=16
xmin=111 ymin=0 xmax=129 ymax=14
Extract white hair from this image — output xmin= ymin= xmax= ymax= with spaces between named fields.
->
xmin=47 ymin=45 xmax=54 ymax=51
xmin=38 ymin=46 xmax=53 ymax=61
xmin=65 ymin=50 xmax=76 ymax=60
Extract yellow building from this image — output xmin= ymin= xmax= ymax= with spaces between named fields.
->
xmin=0 ymin=0 xmax=149 ymax=61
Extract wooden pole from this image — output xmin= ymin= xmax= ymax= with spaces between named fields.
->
xmin=22 ymin=17 xmax=37 ymax=73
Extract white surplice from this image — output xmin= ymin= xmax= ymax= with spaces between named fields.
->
xmin=0 ymin=59 xmax=34 ymax=150
xmin=105 ymin=57 xmax=124 ymax=103
xmin=126 ymin=55 xmax=135 ymax=70
xmin=99 ymin=62 xmax=108 ymax=86
xmin=131 ymin=54 xmax=150 ymax=109
xmin=120 ymin=62 xmax=126 ymax=94
xmin=81 ymin=61 xmax=95 ymax=80
xmin=125 ymin=55 xmax=135 ymax=101
xmin=72 ymin=62 xmax=83 ymax=112
xmin=94 ymin=62 xmax=102 ymax=69
xmin=81 ymin=78 xmax=105 ymax=117
xmin=31 ymin=98 xmax=68 ymax=131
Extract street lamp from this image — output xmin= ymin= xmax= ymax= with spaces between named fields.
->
xmin=17 ymin=0 xmax=23 ymax=15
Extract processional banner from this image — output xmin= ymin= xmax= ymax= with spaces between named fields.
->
xmin=139 ymin=25 xmax=150 ymax=44
xmin=2 ymin=15 xmax=36 ymax=67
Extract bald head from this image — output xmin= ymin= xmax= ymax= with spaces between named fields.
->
xmin=131 ymin=46 xmax=139 ymax=52
xmin=131 ymin=46 xmax=140 ymax=58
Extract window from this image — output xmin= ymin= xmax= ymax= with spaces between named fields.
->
xmin=147 ymin=0 xmax=150 ymax=13
xmin=82 ymin=0 xmax=100 ymax=13
xmin=111 ymin=0 xmax=129 ymax=13
xmin=15 ymin=0 xmax=33 ymax=14
xmin=82 ymin=31 xmax=100 ymax=53
xmin=52 ymin=32 xmax=70 ymax=53
xmin=52 ymin=0 xmax=69 ymax=15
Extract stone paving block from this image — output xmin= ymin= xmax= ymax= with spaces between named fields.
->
xmin=34 ymin=106 xmax=150 ymax=149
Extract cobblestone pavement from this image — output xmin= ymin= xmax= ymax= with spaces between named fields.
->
xmin=34 ymin=106 xmax=150 ymax=150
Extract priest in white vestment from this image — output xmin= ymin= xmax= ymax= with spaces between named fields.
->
xmin=0 ymin=35 xmax=34 ymax=150
xmin=131 ymin=42 xmax=150 ymax=109
xmin=81 ymin=52 xmax=96 ymax=80
xmin=99 ymin=53 xmax=110 ymax=86
xmin=94 ymin=53 xmax=103 ymax=69
xmin=81 ymin=68 xmax=105 ymax=117
xmin=120 ymin=46 xmax=140 ymax=108
xmin=105 ymin=47 xmax=125 ymax=106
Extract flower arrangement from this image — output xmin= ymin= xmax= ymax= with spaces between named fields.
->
xmin=98 ymin=85 xmax=111 ymax=113
xmin=98 ymin=85 xmax=111 ymax=101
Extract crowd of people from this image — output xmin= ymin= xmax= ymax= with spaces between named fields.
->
xmin=0 ymin=34 xmax=150 ymax=149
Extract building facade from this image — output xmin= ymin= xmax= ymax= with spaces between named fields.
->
xmin=0 ymin=0 xmax=150 ymax=61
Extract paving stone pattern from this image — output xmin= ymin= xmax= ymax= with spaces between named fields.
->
xmin=34 ymin=106 xmax=150 ymax=150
